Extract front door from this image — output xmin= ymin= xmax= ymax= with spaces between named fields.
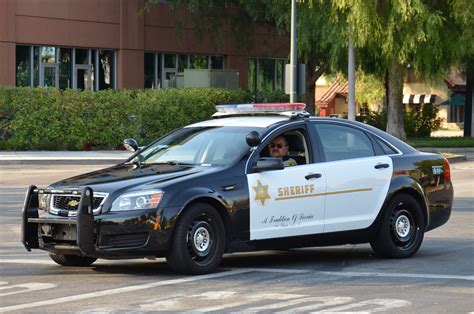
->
xmin=248 ymin=164 xmax=326 ymax=240
xmin=75 ymin=65 xmax=93 ymax=90
xmin=247 ymin=128 xmax=326 ymax=240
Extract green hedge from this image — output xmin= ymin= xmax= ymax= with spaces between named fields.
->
xmin=357 ymin=104 xmax=442 ymax=138
xmin=0 ymin=87 xmax=288 ymax=150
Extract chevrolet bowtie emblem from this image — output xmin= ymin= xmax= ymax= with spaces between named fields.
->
xmin=68 ymin=200 xmax=79 ymax=207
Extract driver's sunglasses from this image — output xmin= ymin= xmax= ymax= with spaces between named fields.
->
xmin=269 ymin=143 xmax=286 ymax=149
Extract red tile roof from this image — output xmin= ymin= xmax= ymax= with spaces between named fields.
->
xmin=316 ymin=79 xmax=348 ymax=107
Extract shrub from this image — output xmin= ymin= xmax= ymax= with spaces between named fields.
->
xmin=358 ymin=104 xmax=442 ymax=138
xmin=403 ymin=104 xmax=442 ymax=138
xmin=357 ymin=110 xmax=387 ymax=131
xmin=0 ymin=87 xmax=287 ymax=150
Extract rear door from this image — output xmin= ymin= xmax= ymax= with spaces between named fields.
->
xmin=311 ymin=122 xmax=393 ymax=233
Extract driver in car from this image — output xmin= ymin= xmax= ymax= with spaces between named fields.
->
xmin=269 ymin=136 xmax=298 ymax=167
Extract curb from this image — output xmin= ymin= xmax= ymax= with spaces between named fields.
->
xmin=0 ymin=159 xmax=124 ymax=165
xmin=446 ymin=155 xmax=467 ymax=163
xmin=418 ymin=147 xmax=474 ymax=153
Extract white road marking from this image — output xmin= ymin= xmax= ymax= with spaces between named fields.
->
xmin=194 ymin=291 xmax=237 ymax=300
xmin=319 ymin=298 xmax=411 ymax=313
xmin=193 ymin=293 xmax=307 ymax=312
xmin=0 ymin=283 xmax=57 ymax=297
xmin=140 ymin=298 xmax=183 ymax=310
xmin=245 ymin=296 xmax=354 ymax=312
xmin=1 ymin=254 xmax=48 ymax=257
xmin=77 ymin=308 xmax=115 ymax=313
xmin=0 ymin=269 xmax=251 ymax=313
xmin=1 ymin=260 xmax=471 ymax=282
xmin=237 ymin=267 xmax=310 ymax=274
xmin=316 ymin=270 xmax=474 ymax=281
xmin=0 ymin=259 xmax=53 ymax=265
xmin=273 ymin=297 xmax=355 ymax=313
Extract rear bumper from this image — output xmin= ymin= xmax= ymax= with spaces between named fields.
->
xmin=426 ymin=181 xmax=454 ymax=232
xmin=21 ymin=186 xmax=174 ymax=259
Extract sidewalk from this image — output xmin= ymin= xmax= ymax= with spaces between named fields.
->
xmin=417 ymin=147 xmax=474 ymax=162
xmin=0 ymin=151 xmax=133 ymax=165
xmin=0 ymin=148 xmax=472 ymax=165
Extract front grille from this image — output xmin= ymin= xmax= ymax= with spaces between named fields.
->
xmin=53 ymin=195 xmax=103 ymax=211
xmin=49 ymin=192 xmax=108 ymax=216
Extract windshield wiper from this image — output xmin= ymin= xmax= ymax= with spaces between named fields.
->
xmin=145 ymin=161 xmax=196 ymax=166
xmin=165 ymin=161 xmax=196 ymax=166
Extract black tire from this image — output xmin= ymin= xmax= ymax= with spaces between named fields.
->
xmin=166 ymin=203 xmax=225 ymax=275
xmin=49 ymin=253 xmax=97 ymax=267
xmin=370 ymin=193 xmax=425 ymax=258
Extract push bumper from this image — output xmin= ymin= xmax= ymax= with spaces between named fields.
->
xmin=21 ymin=186 xmax=174 ymax=258
xmin=22 ymin=186 xmax=96 ymax=255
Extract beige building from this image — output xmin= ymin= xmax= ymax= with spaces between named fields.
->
xmin=315 ymin=71 xmax=466 ymax=130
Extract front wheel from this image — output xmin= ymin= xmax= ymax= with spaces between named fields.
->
xmin=49 ymin=253 xmax=97 ymax=266
xmin=370 ymin=194 xmax=425 ymax=258
xmin=166 ymin=203 xmax=225 ymax=275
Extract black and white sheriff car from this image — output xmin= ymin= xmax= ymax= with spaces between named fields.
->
xmin=22 ymin=103 xmax=453 ymax=274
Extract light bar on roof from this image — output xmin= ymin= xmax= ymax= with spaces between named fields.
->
xmin=215 ymin=103 xmax=306 ymax=114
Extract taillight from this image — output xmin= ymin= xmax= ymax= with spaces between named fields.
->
xmin=443 ymin=158 xmax=451 ymax=181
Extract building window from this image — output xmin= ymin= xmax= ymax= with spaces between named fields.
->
xmin=248 ymin=58 xmax=285 ymax=93
xmin=448 ymin=106 xmax=464 ymax=123
xmin=59 ymin=48 xmax=72 ymax=89
xmin=211 ymin=56 xmax=224 ymax=70
xmin=144 ymin=53 xmax=225 ymax=89
xmin=15 ymin=45 xmax=116 ymax=90
xmin=16 ymin=45 xmax=31 ymax=86
xmin=144 ymin=53 xmax=156 ymax=89
xmin=98 ymin=50 xmax=115 ymax=90
xmin=190 ymin=55 xmax=208 ymax=69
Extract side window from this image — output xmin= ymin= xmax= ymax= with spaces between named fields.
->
xmin=261 ymin=129 xmax=309 ymax=166
xmin=314 ymin=124 xmax=375 ymax=162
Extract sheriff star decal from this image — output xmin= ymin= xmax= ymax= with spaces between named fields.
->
xmin=253 ymin=180 xmax=271 ymax=205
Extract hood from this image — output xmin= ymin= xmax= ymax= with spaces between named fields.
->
xmin=48 ymin=163 xmax=208 ymax=192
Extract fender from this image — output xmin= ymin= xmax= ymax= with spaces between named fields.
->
xmin=160 ymin=187 xmax=233 ymax=240
xmin=177 ymin=187 xmax=232 ymax=217
xmin=379 ymin=174 xmax=430 ymax=230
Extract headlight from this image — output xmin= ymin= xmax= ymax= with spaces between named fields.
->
xmin=110 ymin=190 xmax=164 ymax=212
xmin=38 ymin=194 xmax=50 ymax=210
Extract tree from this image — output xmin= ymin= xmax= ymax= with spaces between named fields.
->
xmin=144 ymin=0 xmax=342 ymax=114
xmin=331 ymin=0 xmax=474 ymax=140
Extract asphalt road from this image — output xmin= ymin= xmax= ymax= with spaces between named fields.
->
xmin=0 ymin=162 xmax=473 ymax=313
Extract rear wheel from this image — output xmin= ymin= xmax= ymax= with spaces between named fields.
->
xmin=49 ymin=253 xmax=97 ymax=266
xmin=166 ymin=203 xmax=225 ymax=275
xmin=370 ymin=194 xmax=425 ymax=258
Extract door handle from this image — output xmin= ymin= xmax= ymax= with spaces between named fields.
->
xmin=305 ymin=173 xmax=322 ymax=180
xmin=374 ymin=163 xmax=390 ymax=169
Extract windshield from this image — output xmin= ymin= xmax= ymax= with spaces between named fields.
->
xmin=129 ymin=126 xmax=264 ymax=166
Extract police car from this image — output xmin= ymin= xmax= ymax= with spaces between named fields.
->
xmin=21 ymin=103 xmax=453 ymax=274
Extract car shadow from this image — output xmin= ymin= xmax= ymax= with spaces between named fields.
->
xmin=221 ymin=246 xmax=378 ymax=270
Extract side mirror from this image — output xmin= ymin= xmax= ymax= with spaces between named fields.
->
xmin=246 ymin=131 xmax=261 ymax=147
xmin=123 ymin=138 xmax=139 ymax=152
xmin=252 ymin=157 xmax=284 ymax=172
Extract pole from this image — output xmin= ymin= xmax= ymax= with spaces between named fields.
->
xmin=464 ymin=59 xmax=473 ymax=137
xmin=348 ymin=25 xmax=356 ymax=120
xmin=290 ymin=0 xmax=297 ymax=103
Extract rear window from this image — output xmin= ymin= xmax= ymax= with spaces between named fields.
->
xmin=376 ymin=138 xmax=398 ymax=155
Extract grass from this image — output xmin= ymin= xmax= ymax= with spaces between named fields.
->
xmin=407 ymin=137 xmax=474 ymax=148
